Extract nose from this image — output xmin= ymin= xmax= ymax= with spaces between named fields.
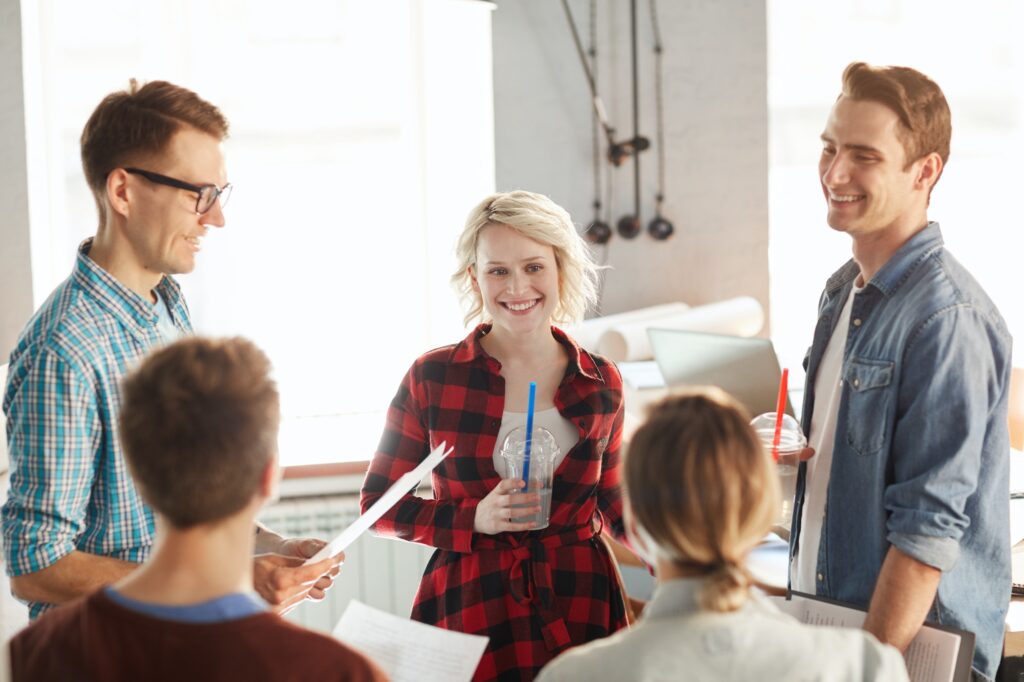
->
xmin=507 ymin=270 xmax=527 ymax=295
xmin=201 ymin=199 xmax=227 ymax=229
xmin=821 ymin=152 xmax=849 ymax=187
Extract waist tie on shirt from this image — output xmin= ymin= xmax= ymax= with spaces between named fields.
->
xmin=475 ymin=518 xmax=603 ymax=653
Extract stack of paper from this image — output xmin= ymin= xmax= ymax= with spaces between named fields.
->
xmin=334 ymin=601 xmax=488 ymax=682
xmin=773 ymin=593 xmax=971 ymax=682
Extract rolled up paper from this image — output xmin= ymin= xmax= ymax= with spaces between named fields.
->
xmin=597 ymin=296 xmax=765 ymax=362
xmin=563 ymin=302 xmax=689 ymax=351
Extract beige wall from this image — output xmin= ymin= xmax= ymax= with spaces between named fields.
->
xmin=492 ymin=0 xmax=769 ymax=322
xmin=0 ymin=0 xmax=35 ymax=359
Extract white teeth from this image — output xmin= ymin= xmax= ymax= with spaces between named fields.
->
xmin=505 ymin=300 xmax=537 ymax=312
xmin=831 ymin=194 xmax=864 ymax=203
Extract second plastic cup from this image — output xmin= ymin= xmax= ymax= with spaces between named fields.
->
xmin=500 ymin=426 xmax=559 ymax=530
xmin=750 ymin=412 xmax=807 ymax=529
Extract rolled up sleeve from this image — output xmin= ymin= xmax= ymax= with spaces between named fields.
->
xmin=884 ymin=306 xmax=1002 ymax=571
xmin=2 ymin=348 xmax=99 ymax=576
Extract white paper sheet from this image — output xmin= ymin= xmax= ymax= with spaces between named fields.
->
xmin=305 ymin=442 xmax=452 ymax=564
xmin=773 ymin=594 xmax=962 ymax=682
xmin=617 ymin=360 xmax=666 ymax=389
xmin=334 ymin=600 xmax=488 ymax=682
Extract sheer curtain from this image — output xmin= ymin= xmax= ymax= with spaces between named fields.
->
xmin=26 ymin=0 xmax=495 ymax=466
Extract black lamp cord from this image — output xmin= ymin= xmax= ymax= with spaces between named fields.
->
xmin=650 ymin=0 xmax=666 ymax=220
xmin=589 ymin=0 xmax=611 ymax=311
xmin=589 ymin=0 xmax=603 ymax=229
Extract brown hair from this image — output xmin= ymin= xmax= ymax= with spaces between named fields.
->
xmin=625 ymin=388 xmax=779 ymax=612
xmin=840 ymin=62 xmax=951 ymax=173
xmin=119 ymin=337 xmax=279 ymax=528
xmin=80 ymin=79 xmax=229 ymax=223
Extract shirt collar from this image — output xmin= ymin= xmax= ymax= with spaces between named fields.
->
xmin=868 ymin=221 xmax=944 ymax=296
xmin=824 ymin=221 xmax=944 ymax=298
xmin=73 ymin=238 xmax=185 ymax=338
xmin=450 ymin=323 xmax=606 ymax=384
xmin=642 ymin=578 xmax=706 ymax=620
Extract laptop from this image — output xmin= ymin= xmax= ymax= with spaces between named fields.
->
xmin=647 ymin=328 xmax=795 ymax=417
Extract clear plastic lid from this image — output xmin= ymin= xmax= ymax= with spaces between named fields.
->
xmin=500 ymin=426 xmax=560 ymax=461
xmin=750 ymin=412 xmax=807 ymax=451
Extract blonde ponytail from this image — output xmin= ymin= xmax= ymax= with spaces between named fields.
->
xmin=698 ymin=561 xmax=752 ymax=612
xmin=625 ymin=388 xmax=781 ymax=613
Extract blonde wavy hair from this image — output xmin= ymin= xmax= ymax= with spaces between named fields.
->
xmin=451 ymin=190 xmax=599 ymax=327
xmin=625 ymin=388 xmax=780 ymax=612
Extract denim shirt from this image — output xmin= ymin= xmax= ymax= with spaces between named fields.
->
xmin=791 ymin=222 xmax=1013 ymax=680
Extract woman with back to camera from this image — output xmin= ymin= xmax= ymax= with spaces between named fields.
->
xmin=359 ymin=191 xmax=631 ymax=681
xmin=537 ymin=389 xmax=909 ymax=682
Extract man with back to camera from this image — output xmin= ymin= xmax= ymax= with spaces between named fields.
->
xmin=1 ymin=79 xmax=341 ymax=619
xmin=790 ymin=61 xmax=1013 ymax=680
xmin=9 ymin=336 xmax=387 ymax=681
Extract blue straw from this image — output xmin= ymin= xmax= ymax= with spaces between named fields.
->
xmin=522 ymin=381 xmax=537 ymax=487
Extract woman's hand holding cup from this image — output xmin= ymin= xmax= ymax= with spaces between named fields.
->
xmin=474 ymin=479 xmax=541 ymax=535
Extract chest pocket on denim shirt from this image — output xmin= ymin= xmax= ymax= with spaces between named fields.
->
xmin=843 ymin=357 xmax=894 ymax=456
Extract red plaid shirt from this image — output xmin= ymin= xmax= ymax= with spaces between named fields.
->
xmin=361 ymin=324 xmax=629 ymax=681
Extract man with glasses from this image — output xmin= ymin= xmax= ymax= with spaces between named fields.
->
xmin=1 ymin=79 xmax=342 ymax=621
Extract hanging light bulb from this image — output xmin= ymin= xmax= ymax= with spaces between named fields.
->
xmin=617 ymin=215 xmax=641 ymax=239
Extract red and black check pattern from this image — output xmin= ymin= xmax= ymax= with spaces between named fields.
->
xmin=361 ymin=324 xmax=629 ymax=681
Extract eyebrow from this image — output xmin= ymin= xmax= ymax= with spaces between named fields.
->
xmin=820 ymin=135 xmax=883 ymax=155
xmin=482 ymin=255 xmax=548 ymax=266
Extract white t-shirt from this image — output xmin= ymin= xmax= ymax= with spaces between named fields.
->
xmin=491 ymin=407 xmax=578 ymax=476
xmin=793 ymin=281 xmax=864 ymax=593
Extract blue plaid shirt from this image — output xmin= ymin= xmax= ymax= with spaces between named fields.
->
xmin=2 ymin=239 xmax=192 ymax=619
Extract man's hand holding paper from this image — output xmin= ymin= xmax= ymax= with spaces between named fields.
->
xmin=254 ymin=536 xmax=345 ymax=614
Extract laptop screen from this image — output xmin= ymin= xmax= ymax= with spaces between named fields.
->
xmin=647 ymin=328 xmax=795 ymax=418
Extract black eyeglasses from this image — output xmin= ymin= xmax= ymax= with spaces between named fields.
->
xmin=124 ymin=168 xmax=232 ymax=215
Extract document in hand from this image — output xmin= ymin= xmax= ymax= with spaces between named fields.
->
xmin=773 ymin=592 xmax=974 ymax=682
xmin=305 ymin=442 xmax=454 ymax=565
xmin=334 ymin=600 xmax=488 ymax=682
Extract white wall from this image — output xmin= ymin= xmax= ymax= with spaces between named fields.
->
xmin=492 ymin=0 xmax=770 ymax=321
xmin=0 ymin=0 xmax=35 ymax=359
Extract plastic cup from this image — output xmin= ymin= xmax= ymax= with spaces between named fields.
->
xmin=500 ymin=426 xmax=559 ymax=530
xmin=750 ymin=412 xmax=807 ymax=529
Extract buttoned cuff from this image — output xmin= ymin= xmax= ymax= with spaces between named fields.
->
xmin=886 ymin=531 xmax=959 ymax=571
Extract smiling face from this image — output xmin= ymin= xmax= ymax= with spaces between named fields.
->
xmin=121 ymin=126 xmax=227 ymax=279
xmin=470 ymin=224 xmax=560 ymax=336
xmin=819 ymin=96 xmax=931 ymax=240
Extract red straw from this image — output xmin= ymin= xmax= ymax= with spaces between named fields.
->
xmin=771 ymin=369 xmax=789 ymax=462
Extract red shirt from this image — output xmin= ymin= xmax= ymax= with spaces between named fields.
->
xmin=361 ymin=325 xmax=629 ymax=681
xmin=10 ymin=589 xmax=387 ymax=682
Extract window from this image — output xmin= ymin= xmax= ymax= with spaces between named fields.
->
xmin=24 ymin=0 xmax=496 ymax=466
xmin=769 ymin=0 xmax=1024 ymax=381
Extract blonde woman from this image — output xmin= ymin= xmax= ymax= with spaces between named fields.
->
xmin=360 ymin=191 xmax=630 ymax=680
xmin=537 ymin=390 xmax=909 ymax=682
